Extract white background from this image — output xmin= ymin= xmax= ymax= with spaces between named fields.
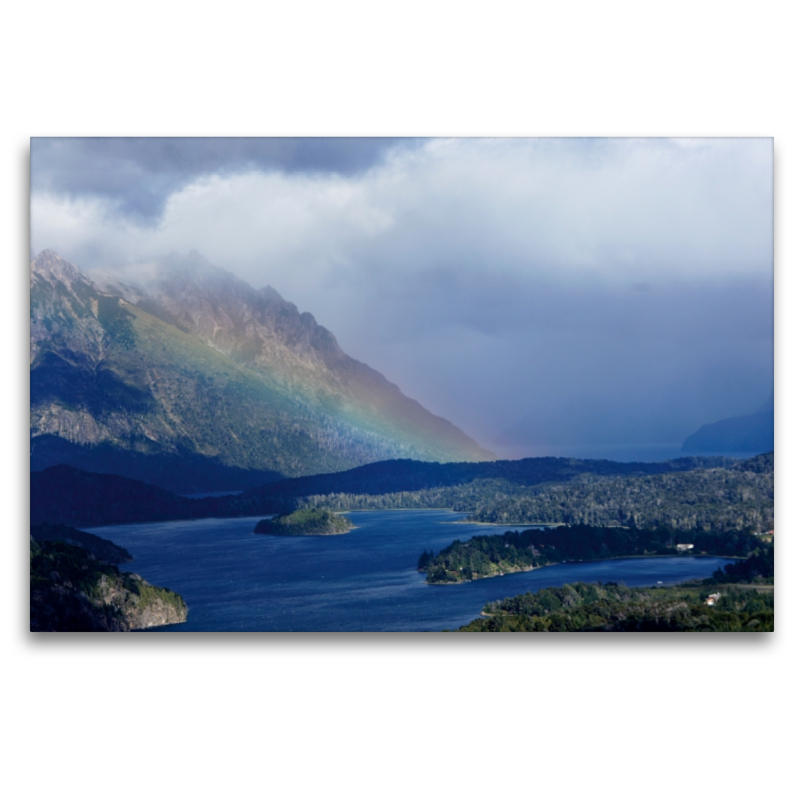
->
xmin=3 ymin=2 xmax=796 ymax=799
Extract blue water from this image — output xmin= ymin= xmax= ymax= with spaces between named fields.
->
xmin=87 ymin=510 xmax=734 ymax=632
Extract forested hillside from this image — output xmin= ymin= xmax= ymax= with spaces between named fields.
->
xmin=30 ymin=537 xmax=187 ymax=631
xmin=31 ymin=453 xmax=773 ymax=530
xmin=456 ymin=582 xmax=774 ymax=632
xmin=462 ymin=458 xmax=773 ymax=531
xmin=420 ymin=525 xmax=768 ymax=584
xmin=290 ymin=453 xmax=773 ymax=533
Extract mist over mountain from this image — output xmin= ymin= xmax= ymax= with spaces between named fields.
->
xmin=681 ymin=396 xmax=774 ymax=455
xmin=30 ymin=251 xmax=492 ymax=491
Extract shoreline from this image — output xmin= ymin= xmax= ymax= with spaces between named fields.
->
xmin=449 ymin=520 xmax=566 ymax=528
xmin=425 ymin=552 xmax=739 ymax=585
xmin=254 ymin=529 xmax=353 ymax=537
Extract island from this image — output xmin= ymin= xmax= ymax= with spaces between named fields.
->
xmin=254 ymin=508 xmax=354 ymax=536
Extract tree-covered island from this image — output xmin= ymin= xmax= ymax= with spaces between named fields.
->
xmin=419 ymin=524 xmax=771 ymax=584
xmin=254 ymin=508 xmax=354 ymax=536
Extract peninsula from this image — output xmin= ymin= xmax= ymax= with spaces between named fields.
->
xmin=419 ymin=524 xmax=769 ymax=584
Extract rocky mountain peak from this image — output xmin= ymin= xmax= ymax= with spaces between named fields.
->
xmin=32 ymin=250 xmax=92 ymax=289
xmin=89 ymin=251 xmax=348 ymax=370
xmin=30 ymin=251 xmax=109 ymax=365
xmin=258 ymin=284 xmax=284 ymax=302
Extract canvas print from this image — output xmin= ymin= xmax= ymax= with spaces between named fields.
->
xmin=29 ymin=137 xmax=774 ymax=632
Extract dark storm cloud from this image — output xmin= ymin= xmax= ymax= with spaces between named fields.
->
xmin=31 ymin=137 xmax=418 ymax=222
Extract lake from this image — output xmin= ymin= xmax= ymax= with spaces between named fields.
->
xmin=87 ymin=510 xmax=735 ymax=632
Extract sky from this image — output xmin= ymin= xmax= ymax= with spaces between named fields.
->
xmin=30 ymin=137 xmax=774 ymax=460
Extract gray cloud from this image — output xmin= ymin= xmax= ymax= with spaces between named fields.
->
xmin=31 ymin=137 xmax=418 ymax=222
xmin=30 ymin=137 xmax=773 ymax=460
xmin=351 ymin=272 xmax=772 ymax=453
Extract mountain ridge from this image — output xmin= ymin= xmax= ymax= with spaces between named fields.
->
xmin=30 ymin=250 xmax=492 ymax=489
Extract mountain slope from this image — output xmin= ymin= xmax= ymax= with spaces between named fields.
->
xmin=682 ymin=396 xmax=774 ymax=454
xmin=30 ymin=251 xmax=492 ymax=490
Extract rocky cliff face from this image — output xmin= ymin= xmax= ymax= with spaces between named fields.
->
xmin=31 ymin=251 xmax=493 ymax=490
xmin=30 ymin=249 xmax=107 ymax=365
xmin=30 ymin=537 xmax=188 ymax=632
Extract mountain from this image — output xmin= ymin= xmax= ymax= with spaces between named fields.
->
xmin=681 ymin=396 xmax=774 ymax=454
xmin=30 ymin=251 xmax=492 ymax=491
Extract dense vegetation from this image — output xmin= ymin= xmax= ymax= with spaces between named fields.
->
xmin=712 ymin=541 xmax=774 ymax=583
xmin=443 ymin=528 xmax=774 ymax=631
xmin=236 ymin=453 xmax=738 ymax=509
xmin=462 ymin=460 xmax=773 ymax=531
xmin=254 ymin=508 xmax=354 ymax=536
xmin=31 ymin=453 xmax=773 ymax=533
xmin=456 ymin=582 xmax=774 ymax=632
xmin=251 ymin=453 xmax=773 ymax=533
xmin=30 ymin=537 xmax=187 ymax=631
xmin=30 ymin=522 xmax=133 ymax=564
xmin=420 ymin=525 xmax=766 ymax=583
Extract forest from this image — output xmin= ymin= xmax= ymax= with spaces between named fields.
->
xmin=462 ymin=464 xmax=773 ymax=530
xmin=296 ymin=454 xmax=774 ymax=531
xmin=29 ymin=536 xmax=187 ymax=631
xmin=31 ymin=452 xmax=773 ymax=533
xmin=456 ymin=581 xmax=774 ymax=632
xmin=294 ymin=454 xmax=773 ymax=533
xmin=420 ymin=525 xmax=772 ymax=584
